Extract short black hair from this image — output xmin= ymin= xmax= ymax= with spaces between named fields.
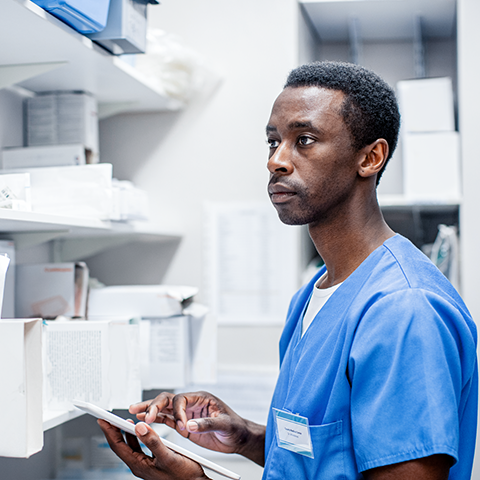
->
xmin=284 ymin=61 xmax=400 ymax=184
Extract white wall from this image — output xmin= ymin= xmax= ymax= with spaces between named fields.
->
xmin=458 ymin=0 xmax=480 ymax=477
xmin=99 ymin=0 xmax=299 ymax=369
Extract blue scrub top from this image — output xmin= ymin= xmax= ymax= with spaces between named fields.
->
xmin=263 ymin=235 xmax=478 ymax=480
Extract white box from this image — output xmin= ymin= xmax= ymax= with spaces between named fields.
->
xmin=397 ymin=77 xmax=455 ymax=133
xmin=0 ymin=318 xmax=43 ymax=457
xmin=0 ymin=172 xmax=31 ymax=211
xmin=0 ymin=240 xmax=15 ymax=318
xmin=16 ymin=262 xmax=88 ymax=319
xmin=26 ymin=92 xmax=99 ymax=159
xmin=88 ymin=285 xmax=198 ymax=319
xmin=403 ymin=131 xmax=461 ymax=202
xmin=2 ymin=144 xmax=87 ymax=169
xmin=4 ymin=164 xmax=113 ymax=219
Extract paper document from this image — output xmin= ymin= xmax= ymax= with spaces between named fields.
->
xmin=43 ymin=321 xmax=110 ymax=410
xmin=204 ymin=202 xmax=300 ymax=325
xmin=108 ymin=319 xmax=142 ymax=409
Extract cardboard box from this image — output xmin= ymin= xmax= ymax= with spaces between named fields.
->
xmin=403 ymin=131 xmax=461 ymax=202
xmin=397 ymin=77 xmax=455 ymax=133
xmin=2 ymin=144 xmax=88 ymax=169
xmin=16 ymin=262 xmax=89 ymax=319
xmin=88 ymin=285 xmax=198 ymax=319
xmin=0 ymin=318 xmax=43 ymax=457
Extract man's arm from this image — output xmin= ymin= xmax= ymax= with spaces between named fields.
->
xmin=363 ymin=454 xmax=452 ymax=480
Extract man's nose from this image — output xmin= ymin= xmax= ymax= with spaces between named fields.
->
xmin=267 ymin=143 xmax=294 ymax=175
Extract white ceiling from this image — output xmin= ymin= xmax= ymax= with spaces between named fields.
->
xmin=300 ymin=0 xmax=456 ymax=42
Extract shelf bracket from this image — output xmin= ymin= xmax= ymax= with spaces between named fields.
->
xmin=0 ymin=230 xmax=69 ymax=250
xmin=0 ymin=62 xmax=68 ymax=91
xmin=52 ymin=235 xmax=137 ymax=262
xmin=348 ymin=17 xmax=363 ymax=65
xmin=413 ymin=15 xmax=426 ymax=78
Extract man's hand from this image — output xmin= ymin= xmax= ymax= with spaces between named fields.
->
xmin=98 ymin=419 xmax=210 ymax=480
xmin=130 ymin=391 xmax=266 ymax=466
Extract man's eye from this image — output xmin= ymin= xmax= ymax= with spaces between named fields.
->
xmin=298 ymin=136 xmax=314 ymax=146
xmin=267 ymin=139 xmax=279 ymax=148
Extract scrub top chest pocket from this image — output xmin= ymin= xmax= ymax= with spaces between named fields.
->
xmin=268 ymin=411 xmax=347 ymax=480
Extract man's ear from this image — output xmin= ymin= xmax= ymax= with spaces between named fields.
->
xmin=358 ymin=139 xmax=389 ymax=178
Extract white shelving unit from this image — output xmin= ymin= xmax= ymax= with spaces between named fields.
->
xmin=0 ymin=0 xmax=183 ymax=118
xmin=0 ymin=0 xmax=185 ymax=458
xmin=299 ymin=0 xmax=460 ymax=251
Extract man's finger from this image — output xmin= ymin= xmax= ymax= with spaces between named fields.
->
xmin=129 ymin=400 xmax=151 ymax=414
xmin=130 ymin=393 xmax=175 ymax=424
xmin=98 ymin=420 xmax=144 ymax=464
xmin=171 ymin=394 xmax=193 ymax=431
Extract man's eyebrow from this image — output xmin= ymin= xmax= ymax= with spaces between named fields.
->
xmin=266 ymin=122 xmax=324 ymax=135
xmin=288 ymin=121 xmax=323 ymax=134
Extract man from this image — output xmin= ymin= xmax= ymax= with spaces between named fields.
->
xmin=99 ymin=61 xmax=478 ymax=479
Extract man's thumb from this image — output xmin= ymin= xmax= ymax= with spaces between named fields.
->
xmin=186 ymin=417 xmax=220 ymax=433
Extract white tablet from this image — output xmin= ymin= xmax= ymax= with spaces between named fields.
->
xmin=72 ymin=400 xmax=241 ymax=480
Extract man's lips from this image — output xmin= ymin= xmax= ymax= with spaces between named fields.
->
xmin=268 ymin=184 xmax=297 ymax=203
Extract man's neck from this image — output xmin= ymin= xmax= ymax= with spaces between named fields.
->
xmin=309 ymin=194 xmax=395 ymax=289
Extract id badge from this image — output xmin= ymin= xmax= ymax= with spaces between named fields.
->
xmin=273 ymin=408 xmax=314 ymax=458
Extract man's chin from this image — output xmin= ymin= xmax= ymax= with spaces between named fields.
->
xmin=275 ymin=211 xmax=308 ymax=226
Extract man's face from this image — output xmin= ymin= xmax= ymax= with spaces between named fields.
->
xmin=266 ymin=86 xmax=360 ymax=226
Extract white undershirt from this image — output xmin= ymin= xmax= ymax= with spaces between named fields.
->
xmin=301 ymin=275 xmax=343 ymax=337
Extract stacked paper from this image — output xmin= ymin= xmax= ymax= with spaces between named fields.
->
xmin=26 ymin=92 xmax=99 ymax=161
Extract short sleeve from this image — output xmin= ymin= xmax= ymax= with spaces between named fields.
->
xmin=349 ymin=289 xmax=466 ymax=472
